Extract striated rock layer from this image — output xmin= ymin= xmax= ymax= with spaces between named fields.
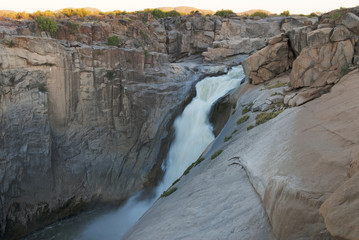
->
xmin=0 ymin=35 xmax=199 ymax=239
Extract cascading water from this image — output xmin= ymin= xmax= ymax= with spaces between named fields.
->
xmin=23 ymin=66 xmax=244 ymax=240
xmin=79 ymin=65 xmax=244 ymax=239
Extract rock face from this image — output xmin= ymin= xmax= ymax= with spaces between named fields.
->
xmin=0 ymin=35 xmax=198 ymax=239
xmin=242 ymin=34 xmax=292 ymax=84
xmin=342 ymin=12 xmax=359 ymax=35
xmin=290 ymin=27 xmax=354 ymax=88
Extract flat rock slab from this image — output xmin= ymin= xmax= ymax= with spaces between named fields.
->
xmin=122 ymin=154 xmax=275 ymax=240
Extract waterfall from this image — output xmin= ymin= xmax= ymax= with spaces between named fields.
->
xmin=79 ymin=65 xmax=244 ymax=239
xmin=24 ymin=65 xmax=244 ymax=240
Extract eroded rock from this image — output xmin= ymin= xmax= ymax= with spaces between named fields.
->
xmin=242 ymin=35 xmax=291 ymax=84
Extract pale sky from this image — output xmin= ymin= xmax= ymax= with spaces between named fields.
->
xmin=1 ymin=0 xmax=358 ymax=14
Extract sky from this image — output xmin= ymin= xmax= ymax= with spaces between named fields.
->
xmin=1 ymin=0 xmax=358 ymax=14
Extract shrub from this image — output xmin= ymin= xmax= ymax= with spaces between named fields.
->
xmin=107 ymin=35 xmax=121 ymax=46
xmin=183 ymin=162 xmax=196 ymax=175
xmin=9 ymin=40 xmax=15 ymax=48
xmin=224 ymin=136 xmax=232 ymax=142
xmin=232 ymin=129 xmax=238 ymax=134
xmin=106 ymin=70 xmax=115 ymax=80
xmin=143 ymin=9 xmax=166 ymax=19
xmin=280 ymin=10 xmax=290 ymax=16
xmin=215 ymin=9 xmax=235 ymax=17
xmin=247 ymin=125 xmax=254 ymax=130
xmin=160 ymin=187 xmax=177 ymax=198
xmin=144 ymin=49 xmax=149 ymax=58
xmin=255 ymin=110 xmax=283 ymax=125
xmin=237 ymin=115 xmax=249 ymax=125
xmin=194 ymin=157 xmax=205 ymax=166
xmin=250 ymin=11 xmax=268 ymax=18
xmin=171 ymin=178 xmax=180 ymax=186
xmin=211 ymin=150 xmax=223 ymax=160
xmin=36 ymin=17 xmax=58 ymax=36
xmin=242 ymin=102 xmax=253 ymax=114
xmin=341 ymin=65 xmax=350 ymax=76
xmin=166 ymin=10 xmax=181 ymax=17
xmin=69 ymin=22 xmax=79 ymax=34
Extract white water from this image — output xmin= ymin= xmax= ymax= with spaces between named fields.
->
xmin=78 ymin=66 xmax=245 ymax=239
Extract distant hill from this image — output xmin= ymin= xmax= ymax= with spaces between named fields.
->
xmin=237 ymin=9 xmax=272 ymax=16
xmin=158 ymin=6 xmax=214 ymax=15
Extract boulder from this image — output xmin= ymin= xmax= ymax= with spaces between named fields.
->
xmin=287 ymin=86 xmax=332 ymax=106
xmin=203 ymin=38 xmax=266 ymax=62
xmin=307 ymin=28 xmax=332 ymax=48
xmin=342 ymin=12 xmax=359 ymax=35
xmin=320 ymin=173 xmax=359 ymax=240
xmin=242 ymin=36 xmax=291 ymax=84
xmin=330 ymin=25 xmax=351 ymax=42
xmin=288 ymin=26 xmax=314 ymax=56
xmin=290 ymin=39 xmax=354 ymax=88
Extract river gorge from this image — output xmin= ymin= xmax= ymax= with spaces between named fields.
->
xmin=1 ymin=6 xmax=359 ymax=240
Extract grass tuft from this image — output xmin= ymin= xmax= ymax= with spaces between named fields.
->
xmin=224 ymin=136 xmax=232 ymax=142
xmin=211 ymin=150 xmax=223 ymax=160
xmin=237 ymin=115 xmax=249 ymax=125
xmin=161 ymin=187 xmax=177 ymax=198
xmin=247 ymin=124 xmax=254 ymax=130
xmin=255 ymin=110 xmax=283 ymax=125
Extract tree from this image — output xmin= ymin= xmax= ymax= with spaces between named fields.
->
xmin=215 ymin=9 xmax=235 ymax=17
xmin=280 ymin=10 xmax=290 ymax=16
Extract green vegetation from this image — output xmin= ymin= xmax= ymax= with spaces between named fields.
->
xmin=142 ymin=9 xmax=180 ymax=19
xmin=215 ymin=9 xmax=235 ymax=17
xmin=232 ymin=129 xmax=238 ymax=134
xmin=247 ymin=124 xmax=254 ymax=130
xmin=36 ymin=17 xmax=58 ymax=36
xmin=280 ymin=10 xmax=290 ymax=16
xmin=224 ymin=136 xmax=232 ymax=142
xmin=232 ymin=102 xmax=237 ymax=109
xmin=160 ymin=187 xmax=177 ymax=198
xmin=69 ymin=22 xmax=79 ymax=34
xmin=171 ymin=178 xmax=180 ymax=186
xmin=61 ymin=8 xmax=91 ymax=18
xmin=144 ymin=49 xmax=149 ymax=58
xmin=211 ymin=150 xmax=223 ymax=160
xmin=265 ymin=82 xmax=287 ymax=89
xmin=236 ymin=115 xmax=249 ymax=125
xmin=270 ymin=92 xmax=283 ymax=96
xmin=332 ymin=7 xmax=346 ymax=20
xmin=250 ymin=11 xmax=268 ymax=18
xmin=8 ymin=40 xmax=15 ymax=48
xmin=107 ymin=35 xmax=122 ymax=47
xmin=242 ymin=102 xmax=253 ymax=114
xmin=183 ymin=156 xmax=205 ymax=176
xmin=106 ymin=70 xmax=115 ymax=80
xmin=341 ymin=65 xmax=350 ymax=76
xmin=183 ymin=163 xmax=195 ymax=175
xmin=255 ymin=110 xmax=283 ymax=125
xmin=165 ymin=10 xmax=181 ymax=17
